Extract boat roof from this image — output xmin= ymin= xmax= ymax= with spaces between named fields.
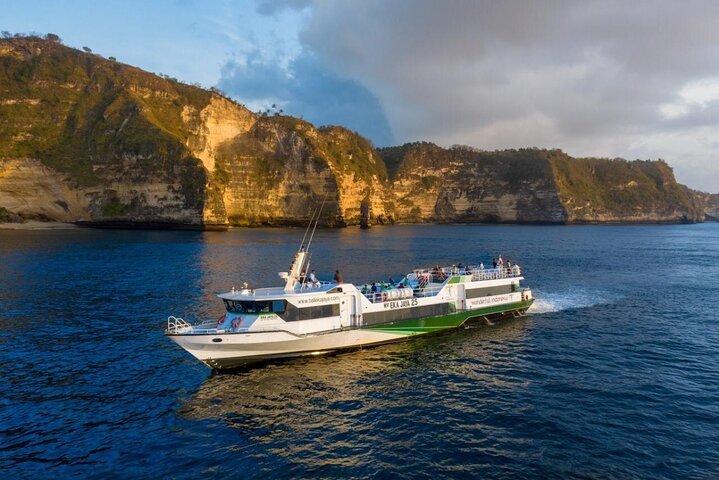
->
xmin=217 ymin=282 xmax=352 ymax=301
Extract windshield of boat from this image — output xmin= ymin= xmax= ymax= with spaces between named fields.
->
xmin=223 ymin=299 xmax=286 ymax=314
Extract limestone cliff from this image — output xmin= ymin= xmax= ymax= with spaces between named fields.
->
xmin=380 ymin=143 xmax=567 ymax=223
xmin=0 ymin=36 xmax=713 ymax=228
xmin=380 ymin=143 xmax=705 ymax=224
xmin=548 ymin=153 xmax=704 ymax=223
xmin=693 ymin=191 xmax=719 ymax=221
xmin=0 ymin=36 xmax=391 ymax=228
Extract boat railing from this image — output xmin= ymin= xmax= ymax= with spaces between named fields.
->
xmin=167 ymin=315 xmax=193 ymax=334
xmin=413 ymin=284 xmax=444 ymax=298
xmin=361 ymin=284 xmax=445 ymax=303
xmin=224 ymin=281 xmax=334 ymax=298
xmin=298 ymin=281 xmax=334 ymax=292
xmin=469 ymin=265 xmax=521 ymax=282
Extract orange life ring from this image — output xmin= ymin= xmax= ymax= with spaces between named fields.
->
xmin=217 ymin=313 xmax=227 ymax=325
xmin=231 ymin=317 xmax=241 ymax=329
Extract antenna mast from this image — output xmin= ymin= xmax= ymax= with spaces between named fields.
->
xmin=280 ymin=192 xmax=329 ymax=292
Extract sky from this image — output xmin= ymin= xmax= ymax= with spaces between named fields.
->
xmin=3 ymin=0 xmax=719 ymax=192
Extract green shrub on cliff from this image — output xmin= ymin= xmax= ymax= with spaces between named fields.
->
xmin=0 ymin=36 xmax=211 ymax=187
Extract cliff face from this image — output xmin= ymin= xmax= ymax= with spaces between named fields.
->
xmin=693 ymin=192 xmax=719 ymax=221
xmin=210 ymin=119 xmax=390 ymax=227
xmin=0 ymin=37 xmax=390 ymax=228
xmin=381 ymin=143 xmax=567 ymax=223
xmin=379 ymin=144 xmax=706 ymax=224
xmin=0 ymin=37 xmax=713 ymax=227
xmin=548 ymin=154 xmax=704 ymax=223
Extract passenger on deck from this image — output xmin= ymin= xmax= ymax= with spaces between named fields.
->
xmin=479 ymin=262 xmax=485 ymax=270
xmin=498 ymin=255 xmax=504 ymax=266
xmin=334 ymin=270 xmax=344 ymax=284
xmin=431 ymin=265 xmax=440 ymax=282
xmin=451 ymin=265 xmax=458 ymax=274
xmin=492 ymin=258 xmax=497 ymax=269
xmin=309 ymin=269 xmax=320 ymax=287
xmin=371 ymin=282 xmax=379 ymax=293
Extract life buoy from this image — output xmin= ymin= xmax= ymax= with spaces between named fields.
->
xmin=231 ymin=317 xmax=241 ymax=329
xmin=217 ymin=313 xmax=227 ymax=325
xmin=382 ymin=292 xmax=388 ymax=301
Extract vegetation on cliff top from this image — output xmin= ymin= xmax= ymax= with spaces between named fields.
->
xmin=547 ymin=152 xmax=702 ymax=220
xmin=0 ymin=35 xmax=212 ymax=187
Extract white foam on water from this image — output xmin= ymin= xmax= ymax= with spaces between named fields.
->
xmin=528 ymin=289 xmax=613 ymax=314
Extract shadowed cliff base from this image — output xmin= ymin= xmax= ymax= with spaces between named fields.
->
xmin=0 ymin=36 xmax=717 ymax=229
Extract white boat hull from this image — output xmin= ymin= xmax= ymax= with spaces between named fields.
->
xmin=168 ymin=299 xmax=532 ymax=369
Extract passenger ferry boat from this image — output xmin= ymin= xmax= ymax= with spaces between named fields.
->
xmin=165 ymin=241 xmax=534 ymax=370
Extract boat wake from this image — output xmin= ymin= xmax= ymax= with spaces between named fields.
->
xmin=528 ymin=289 xmax=615 ymax=314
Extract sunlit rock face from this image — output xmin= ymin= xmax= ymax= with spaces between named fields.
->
xmin=0 ymin=37 xmax=390 ymax=228
xmin=381 ymin=143 xmax=567 ymax=224
xmin=380 ymin=143 xmax=704 ymax=224
xmin=693 ymin=192 xmax=719 ymax=222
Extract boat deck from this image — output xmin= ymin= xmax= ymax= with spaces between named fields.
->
xmin=218 ymin=264 xmax=524 ymax=303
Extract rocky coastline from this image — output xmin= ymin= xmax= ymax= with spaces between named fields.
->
xmin=1 ymin=36 xmax=716 ymax=230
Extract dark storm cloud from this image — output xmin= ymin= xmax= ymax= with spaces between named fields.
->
xmin=295 ymin=0 xmax=719 ymax=191
xmin=217 ymin=51 xmax=394 ymax=146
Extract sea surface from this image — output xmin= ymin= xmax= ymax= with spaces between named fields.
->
xmin=1 ymin=224 xmax=718 ymax=479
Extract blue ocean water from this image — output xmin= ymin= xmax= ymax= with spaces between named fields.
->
xmin=0 ymin=224 xmax=718 ymax=479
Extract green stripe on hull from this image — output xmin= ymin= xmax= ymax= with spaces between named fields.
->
xmin=366 ymin=300 xmax=533 ymax=336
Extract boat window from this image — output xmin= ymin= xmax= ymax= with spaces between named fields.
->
xmin=223 ymin=299 xmax=286 ymax=314
xmin=274 ymin=302 xmax=339 ymax=322
xmin=272 ymin=300 xmax=286 ymax=314
xmin=465 ymin=285 xmax=514 ymax=298
xmin=298 ymin=303 xmax=340 ymax=321
xmin=363 ymin=303 xmax=452 ymax=326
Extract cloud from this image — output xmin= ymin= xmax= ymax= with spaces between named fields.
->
xmin=295 ymin=0 xmax=719 ymax=191
xmin=217 ymin=50 xmax=394 ymax=146
xmin=255 ymin=0 xmax=311 ymax=16
xmin=660 ymin=77 xmax=719 ymax=122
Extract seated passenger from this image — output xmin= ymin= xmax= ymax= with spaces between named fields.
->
xmin=309 ymin=269 xmax=320 ymax=287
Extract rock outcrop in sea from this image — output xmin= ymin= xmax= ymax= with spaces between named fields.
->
xmin=0 ymin=36 xmax=715 ymax=228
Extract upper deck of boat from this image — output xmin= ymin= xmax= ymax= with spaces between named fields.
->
xmin=217 ymin=264 xmax=524 ymax=302
xmin=218 ymin=282 xmax=338 ymax=300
